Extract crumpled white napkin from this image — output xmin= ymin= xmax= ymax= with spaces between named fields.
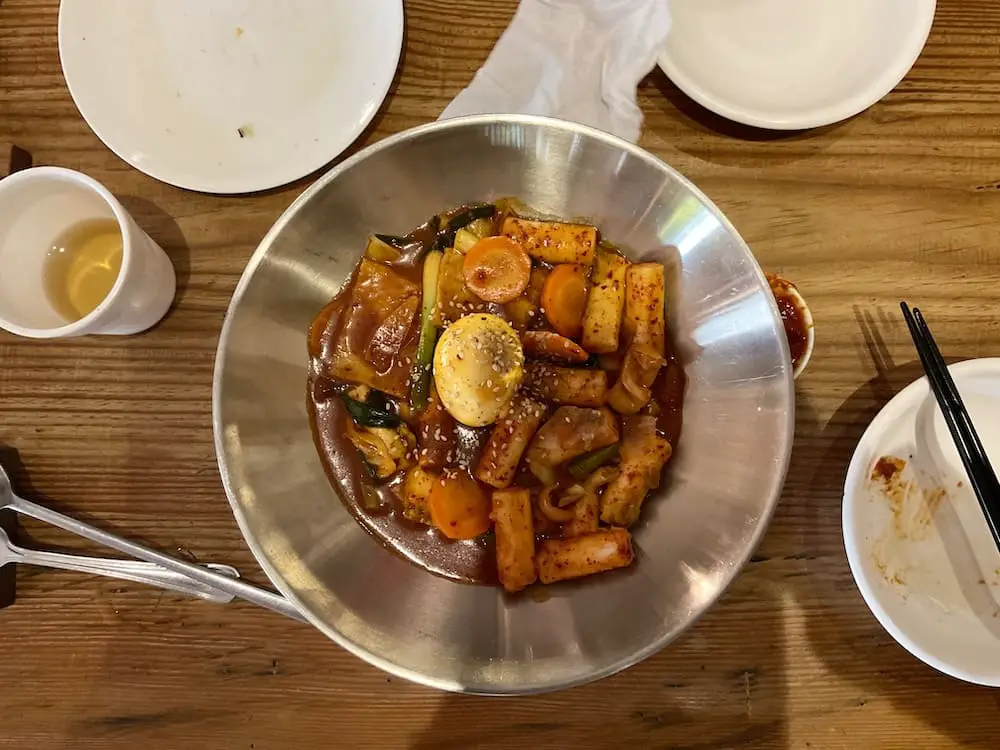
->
xmin=439 ymin=0 xmax=672 ymax=144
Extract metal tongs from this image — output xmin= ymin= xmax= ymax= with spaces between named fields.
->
xmin=0 ymin=461 xmax=303 ymax=621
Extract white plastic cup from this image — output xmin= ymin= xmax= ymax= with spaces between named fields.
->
xmin=0 ymin=166 xmax=176 ymax=338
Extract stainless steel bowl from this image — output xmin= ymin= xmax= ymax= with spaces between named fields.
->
xmin=213 ymin=115 xmax=794 ymax=694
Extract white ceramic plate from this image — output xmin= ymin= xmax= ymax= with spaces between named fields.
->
xmin=843 ymin=358 xmax=1000 ymax=686
xmin=658 ymin=0 xmax=936 ymax=130
xmin=58 ymin=0 xmax=403 ymax=194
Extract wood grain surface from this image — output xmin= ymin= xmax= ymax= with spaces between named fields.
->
xmin=2 ymin=1 xmax=1000 ymax=748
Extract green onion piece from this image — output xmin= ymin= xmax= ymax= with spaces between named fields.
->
xmin=410 ymin=250 xmax=443 ymax=411
xmin=342 ymin=395 xmax=399 ymax=428
xmin=447 ymin=204 xmax=495 ymax=232
xmin=374 ymin=233 xmax=408 ymax=249
xmin=567 ymin=443 xmax=620 ymax=481
xmin=466 ymin=217 xmax=495 ymax=239
xmin=454 ymin=228 xmax=479 ymax=254
xmin=365 ymin=389 xmax=394 ymax=414
xmin=365 ymin=234 xmax=402 ymax=262
xmin=434 ymin=231 xmax=454 ymax=252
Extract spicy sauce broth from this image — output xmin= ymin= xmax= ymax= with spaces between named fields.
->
xmin=306 ymin=204 xmax=686 ymax=585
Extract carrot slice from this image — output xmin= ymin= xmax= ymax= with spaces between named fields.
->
xmin=541 ymin=263 xmax=589 ymax=339
xmin=521 ymin=330 xmax=589 ymax=363
xmin=428 ymin=469 xmax=492 ymax=540
xmin=462 ymin=236 xmax=532 ymax=304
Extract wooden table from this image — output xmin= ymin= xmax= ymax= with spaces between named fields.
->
xmin=2 ymin=1 xmax=999 ymax=747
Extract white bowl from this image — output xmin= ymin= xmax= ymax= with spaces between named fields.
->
xmin=843 ymin=358 xmax=1000 ymax=686
xmin=659 ymin=0 xmax=937 ymax=130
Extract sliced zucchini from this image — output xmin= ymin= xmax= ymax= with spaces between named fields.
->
xmin=410 ymin=250 xmax=444 ymax=411
xmin=434 ymin=204 xmax=498 ymax=252
xmin=466 ymin=217 xmax=495 ymax=239
xmin=448 ymin=204 xmax=496 ymax=232
xmin=365 ymin=234 xmax=404 ymax=263
xmin=454 ymin=228 xmax=480 ymax=254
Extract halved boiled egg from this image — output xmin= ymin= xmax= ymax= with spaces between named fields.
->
xmin=433 ymin=313 xmax=524 ymax=427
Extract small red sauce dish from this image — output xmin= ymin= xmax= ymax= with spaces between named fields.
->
xmin=767 ymin=273 xmax=814 ymax=379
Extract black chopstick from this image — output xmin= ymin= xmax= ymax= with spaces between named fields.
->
xmin=900 ymin=302 xmax=1000 ymax=554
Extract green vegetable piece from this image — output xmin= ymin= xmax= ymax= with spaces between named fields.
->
xmin=366 ymin=390 xmax=395 ymax=414
xmin=434 ymin=231 xmax=454 ymax=252
xmin=434 ymin=205 xmax=497 ymax=252
xmin=342 ymin=394 xmax=399 ymax=427
xmin=454 ymin=228 xmax=479 ymax=254
xmin=567 ymin=443 xmax=620 ymax=481
xmin=447 ymin=204 xmax=496 ymax=232
xmin=466 ymin=217 xmax=495 ymax=239
xmin=365 ymin=234 xmax=402 ymax=262
xmin=374 ymin=234 xmax=408 ymax=249
xmin=410 ymin=250 xmax=443 ymax=411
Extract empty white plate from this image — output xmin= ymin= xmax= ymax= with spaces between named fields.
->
xmin=658 ymin=0 xmax=936 ymax=130
xmin=843 ymin=358 xmax=1000 ymax=686
xmin=58 ymin=0 xmax=403 ymax=194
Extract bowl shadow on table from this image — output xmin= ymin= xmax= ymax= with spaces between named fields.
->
xmin=640 ymin=67 xmax=848 ymax=167
xmin=785 ymin=307 xmax=999 ymax=747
